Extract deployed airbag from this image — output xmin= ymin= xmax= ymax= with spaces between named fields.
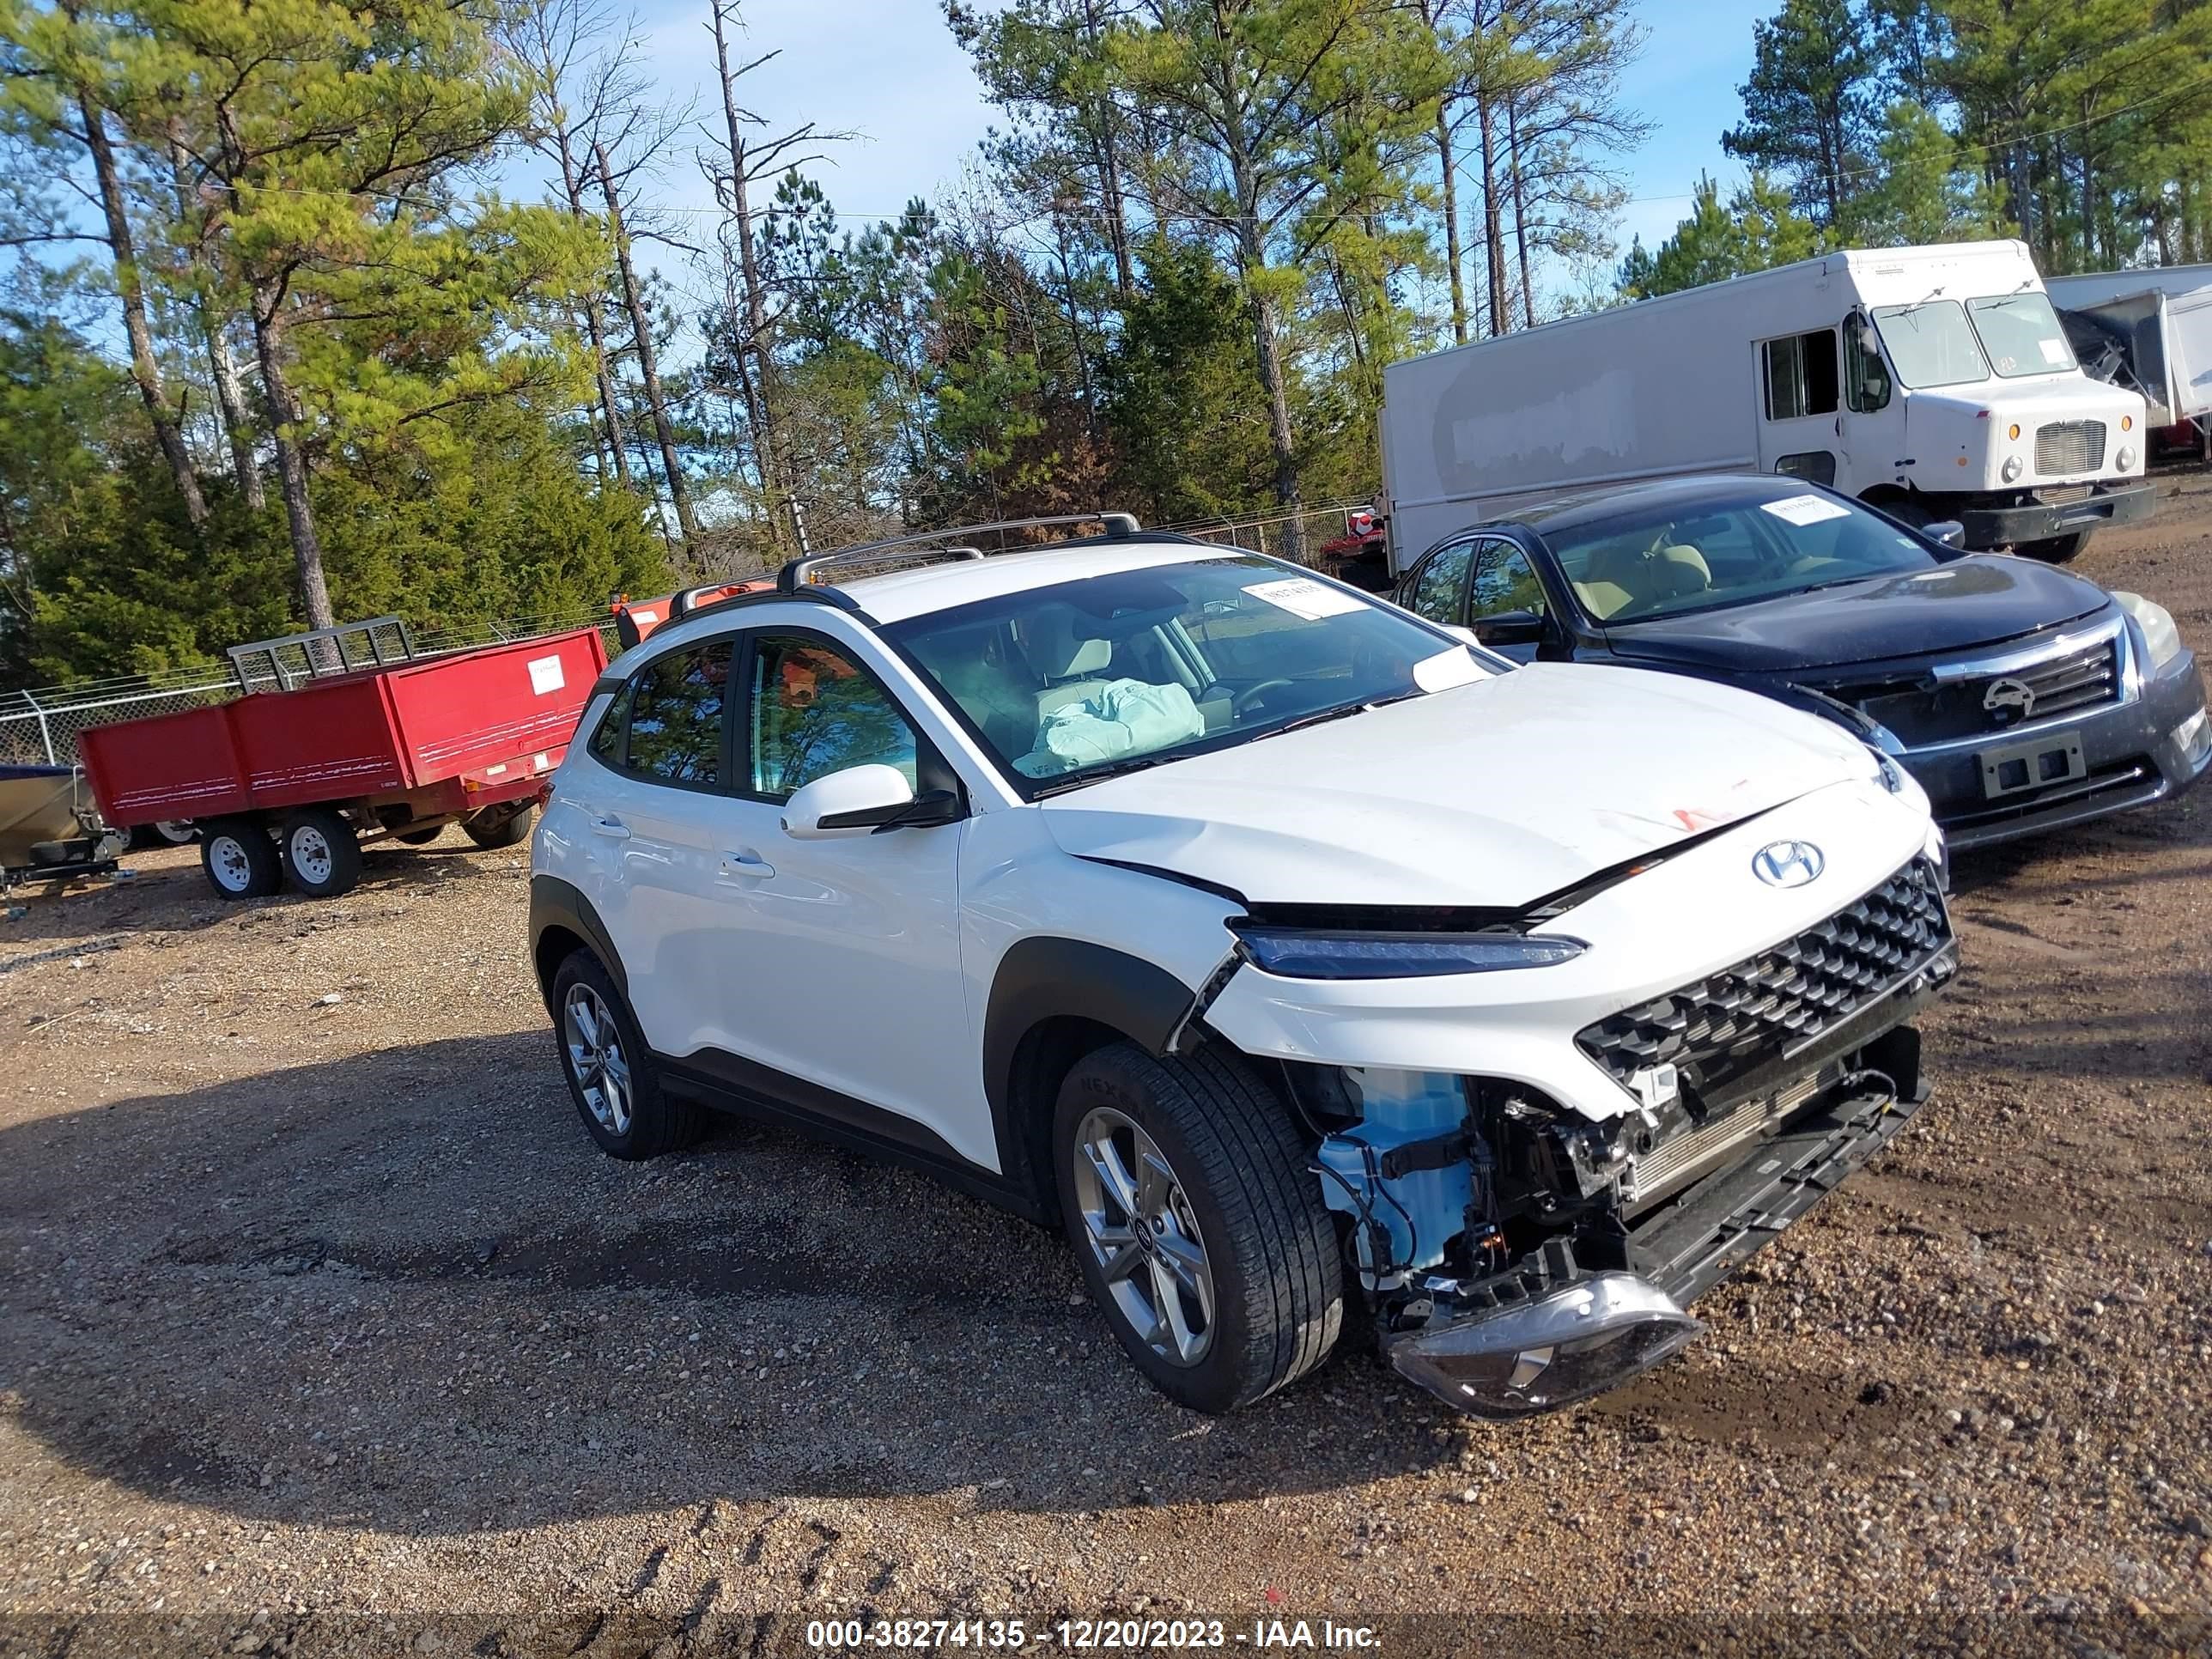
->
xmin=1017 ymin=678 xmax=1205 ymax=776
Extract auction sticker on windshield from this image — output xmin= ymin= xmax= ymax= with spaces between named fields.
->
xmin=1243 ymin=576 xmax=1368 ymax=620
xmin=1760 ymin=493 xmax=1853 ymax=527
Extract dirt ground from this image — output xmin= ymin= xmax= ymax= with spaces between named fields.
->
xmin=4 ymin=477 xmax=2212 ymax=1658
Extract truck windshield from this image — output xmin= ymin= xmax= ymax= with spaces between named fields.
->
xmin=1871 ymin=300 xmax=1988 ymax=388
xmin=1966 ymin=291 xmax=2077 ymax=378
xmin=1541 ymin=489 xmax=1939 ymax=627
xmin=883 ymin=554 xmax=1492 ymax=796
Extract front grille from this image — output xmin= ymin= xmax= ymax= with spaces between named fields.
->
xmin=1941 ymin=755 xmax=2159 ymax=836
xmin=2035 ymin=420 xmax=2106 ymax=475
xmin=1578 ymin=859 xmax=1952 ymax=1107
xmin=1821 ymin=633 xmax=2121 ymax=744
xmin=2035 ymin=483 xmax=2093 ymax=505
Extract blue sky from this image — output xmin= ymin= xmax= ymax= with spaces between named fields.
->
xmin=588 ymin=0 xmax=1778 ymax=300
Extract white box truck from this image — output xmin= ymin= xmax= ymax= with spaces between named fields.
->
xmin=2046 ymin=263 xmax=2212 ymax=458
xmin=1378 ymin=240 xmax=2155 ymax=569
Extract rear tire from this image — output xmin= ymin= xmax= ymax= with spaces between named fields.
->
xmin=550 ymin=948 xmax=705 ymax=1160
xmin=200 ymin=818 xmax=281 ymax=900
xmin=280 ymin=808 xmax=362 ymax=898
xmin=463 ymin=803 xmax=534 ymax=849
xmin=2017 ymin=530 xmax=2091 ymax=563
xmin=1053 ymin=1042 xmax=1343 ymax=1414
xmin=394 ymin=825 xmax=444 ymax=846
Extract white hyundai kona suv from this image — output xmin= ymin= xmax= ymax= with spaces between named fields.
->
xmin=530 ymin=514 xmax=1957 ymax=1418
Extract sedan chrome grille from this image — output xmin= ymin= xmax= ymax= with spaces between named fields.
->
xmin=2034 ymin=420 xmax=2106 ymax=475
xmin=1577 ymin=859 xmax=1953 ymax=1107
xmin=1820 ymin=632 xmax=2121 ymax=744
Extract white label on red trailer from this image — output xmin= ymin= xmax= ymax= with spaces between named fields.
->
xmin=633 ymin=609 xmax=658 ymax=625
xmin=534 ymin=752 xmax=550 ymax=771
xmin=528 ymin=654 xmax=566 ymax=695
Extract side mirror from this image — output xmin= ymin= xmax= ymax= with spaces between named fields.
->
xmin=1473 ymin=610 xmax=1547 ymax=646
xmin=1923 ymin=520 xmax=1967 ymax=550
xmin=781 ymin=764 xmax=959 ymax=838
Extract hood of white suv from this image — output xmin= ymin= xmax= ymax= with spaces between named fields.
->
xmin=1039 ymin=663 xmax=1876 ymax=908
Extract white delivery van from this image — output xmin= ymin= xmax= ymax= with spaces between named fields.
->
xmin=2045 ymin=264 xmax=2212 ymax=454
xmin=1379 ymin=240 xmax=2154 ymax=568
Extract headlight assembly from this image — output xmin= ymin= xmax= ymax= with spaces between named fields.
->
xmin=1232 ymin=926 xmax=1586 ymax=980
xmin=2112 ymin=590 xmax=2185 ymax=672
xmin=2001 ymin=453 xmax=2024 ymax=483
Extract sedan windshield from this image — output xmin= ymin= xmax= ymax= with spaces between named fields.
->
xmin=1966 ymin=291 xmax=2077 ymax=377
xmin=1871 ymin=300 xmax=1988 ymax=388
xmin=1543 ymin=488 xmax=1940 ymax=626
xmin=883 ymin=555 xmax=1488 ymax=793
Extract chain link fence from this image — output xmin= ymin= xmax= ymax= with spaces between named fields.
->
xmin=0 ymin=501 xmax=1383 ymax=769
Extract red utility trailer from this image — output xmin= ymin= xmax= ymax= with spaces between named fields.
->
xmin=80 ymin=617 xmax=606 ymax=899
xmin=610 ymin=577 xmax=773 ymax=650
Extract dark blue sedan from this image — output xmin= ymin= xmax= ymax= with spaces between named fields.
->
xmin=1393 ymin=474 xmax=2209 ymax=850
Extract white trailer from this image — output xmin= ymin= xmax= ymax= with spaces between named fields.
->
xmin=1379 ymin=240 xmax=2154 ymax=568
xmin=2045 ymin=264 xmax=2212 ymax=453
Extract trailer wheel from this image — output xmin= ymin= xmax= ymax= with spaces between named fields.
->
xmin=201 ymin=819 xmax=281 ymax=900
xmin=281 ymin=808 xmax=363 ymax=898
xmin=463 ymin=803 xmax=535 ymax=850
xmin=394 ymin=826 xmax=444 ymax=846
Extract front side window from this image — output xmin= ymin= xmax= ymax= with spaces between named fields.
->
xmin=1468 ymin=540 xmax=1547 ymax=620
xmin=1762 ymin=329 xmax=1838 ymax=421
xmin=1407 ymin=540 xmax=1475 ymax=623
xmin=1545 ymin=483 xmax=1938 ymax=626
xmin=885 ymin=555 xmax=1491 ymax=793
xmin=1872 ymin=301 xmax=1989 ymax=388
xmin=1844 ymin=316 xmax=1892 ymax=411
xmin=624 ymin=641 xmax=731 ymax=785
xmin=1966 ymin=292 xmax=2077 ymax=378
xmin=748 ymin=635 xmax=919 ymax=799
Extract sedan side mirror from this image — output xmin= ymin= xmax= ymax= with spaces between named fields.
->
xmin=1923 ymin=520 xmax=1967 ymax=550
xmin=1473 ymin=610 xmax=1547 ymax=646
xmin=781 ymin=764 xmax=960 ymax=838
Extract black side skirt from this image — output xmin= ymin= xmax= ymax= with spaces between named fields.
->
xmin=656 ymin=1047 xmax=1048 ymax=1225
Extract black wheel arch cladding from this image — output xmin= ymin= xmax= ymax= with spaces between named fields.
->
xmin=529 ymin=875 xmax=628 ymax=1009
xmin=983 ymin=937 xmax=1201 ymax=1208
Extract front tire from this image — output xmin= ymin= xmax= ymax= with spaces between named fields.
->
xmin=2018 ymin=530 xmax=2091 ymax=563
xmin=200 ymin=818 xmax=281 ymax=899
xmin=1054 ymin=1043 xmax=1342 ymax=1413
xmin=550 ymin=948 xmax=705 ymax=1160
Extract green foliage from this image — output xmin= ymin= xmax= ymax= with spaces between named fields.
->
xmin=1722 ymin=0 xmax=1881 ymax=227
xmin=1621 ymin=172 xmax=1818 ymax=299
xmin=1836 ymin=100 xmax=2008 ymax=247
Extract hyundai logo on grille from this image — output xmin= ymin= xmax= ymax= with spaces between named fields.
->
xmin=1983 ymin=675 xmax=2036 ymax=720
xmin=1752 ymin=841 xmax=1826 ymax=888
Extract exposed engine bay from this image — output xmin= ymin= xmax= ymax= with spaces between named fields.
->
xmin=1274 ymin=921 xmax=1958 ymax=1416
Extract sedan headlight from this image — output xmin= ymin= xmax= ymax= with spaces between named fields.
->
xmin=1869 ymin=744 xmax=1931 ymax=816
xmin=2112 ymin=590 xmax=2184 ymax=672
xmin=1232 ymin=926 xmax=1586 ymax=980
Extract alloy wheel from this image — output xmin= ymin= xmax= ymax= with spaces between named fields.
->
xmin=1071 ymin=1106 xmax=1216 ymax=1366
xmin=562 ymin=983 xmax=633 ymax=1136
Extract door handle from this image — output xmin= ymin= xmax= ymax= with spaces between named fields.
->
xmin=592 ymin=816 xmax=631 ymax=840
xmin=720 ymin=849 xmax=774 ymax=879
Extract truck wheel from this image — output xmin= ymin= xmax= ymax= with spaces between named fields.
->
xmin=550 ymin=948 xmax=705 ymax=1159
xmin=394 ymin=826 xmax=444 ymax=846
xmin=1053 ymin=1042 xmax=1343 ymax=1414
xmin=463 ymin=803 xmax=534 ymax=849
xmin=2018 ymin=531 xmax=2091 ymax=563
xmin=200 ymin=818 xmax=281 ymax=900
xmin=280 ymin=808 xmax=362 ymax=898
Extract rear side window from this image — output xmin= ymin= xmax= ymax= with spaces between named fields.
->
xmin=587 ymin=682 xmax=632 ymax=765
xmin=624 ymin=641 xmax=732 ymax=785
xmin=1763 ymin=329 xmax=1838 ymax=421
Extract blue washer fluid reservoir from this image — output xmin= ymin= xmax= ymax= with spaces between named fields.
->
xmin=1315 ymin=1067 xmax=1474 ymax=1289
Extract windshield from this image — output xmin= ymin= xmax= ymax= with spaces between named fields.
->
xmin=1543 ymin=489 xmax=1940 ymax=626
xmin=1966 ymin=291 xmax=2076 ymax=378
xmin=1871 ymin=300 xmax=1988 ymax=388
xmin=883 ymin=555 xmax=1489 ymax=794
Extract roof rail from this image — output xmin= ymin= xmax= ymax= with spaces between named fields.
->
xmin=776 ymin=512 xmax=1143 ymax=592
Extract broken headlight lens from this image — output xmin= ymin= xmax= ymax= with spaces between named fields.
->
xmin=1232 ymin=927 xmax=1586 ymax=980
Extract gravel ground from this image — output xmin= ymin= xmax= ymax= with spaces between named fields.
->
xmin=4 ymin=477 xmax=2212 ymax=1658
